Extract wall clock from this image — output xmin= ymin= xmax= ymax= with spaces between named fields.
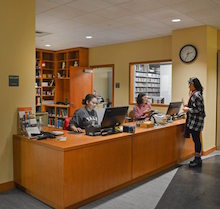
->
xmin=179 ymin=44 xmax=197 ymax=63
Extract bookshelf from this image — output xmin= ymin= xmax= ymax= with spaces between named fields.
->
xmin=35 ymin=48 xmax=88 ymax=128
xmin=35 ymin=50 xmax=42 ymax=113
xmin=134 ymin=64 xmax=161 ymax=101
xmin=129 ymin=61 xmax=172 ymax=105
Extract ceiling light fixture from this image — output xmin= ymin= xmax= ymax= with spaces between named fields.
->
xmin=86 ymin=36 xmax=93 ymax=39
xmin=45 ymin=44 xmax=51 ymax=47
xmin=172 ymin=18 xmax=181 ymax=23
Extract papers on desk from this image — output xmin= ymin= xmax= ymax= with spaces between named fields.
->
xmin=26 ymin=127 xmax=41 ymax=138
xmin=51 ymin=131 xmax=64 ymax=136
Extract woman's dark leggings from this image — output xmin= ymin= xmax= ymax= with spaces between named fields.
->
xmin=190 ymin=130 xmax=201 ymax=154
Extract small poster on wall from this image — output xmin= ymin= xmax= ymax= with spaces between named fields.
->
xmin=9 ymin=75 xmax=19 ymax=87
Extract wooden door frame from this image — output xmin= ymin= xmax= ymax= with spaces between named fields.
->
xmin=217 ymin=51 xmax=220 ymax=150
xmin=90 ymin=64 xmax=114 ymax=107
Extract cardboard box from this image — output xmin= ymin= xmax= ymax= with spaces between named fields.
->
xmin=139 ymin=121 xmax=154 ymax=128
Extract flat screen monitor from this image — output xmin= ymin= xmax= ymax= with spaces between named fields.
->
xmin=166 ymin=102 xmax=182 ymax=116
xmin=101 ymin=106 xmax=129 ymax=129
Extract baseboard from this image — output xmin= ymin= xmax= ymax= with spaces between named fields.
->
xmin=202 ymin=146 xmax=216 ymax=156
xmin=0 ymin=181 xmax=14 ymax=192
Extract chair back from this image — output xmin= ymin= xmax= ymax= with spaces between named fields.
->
xmin=63 ymin=117 xmax=72 ymax=130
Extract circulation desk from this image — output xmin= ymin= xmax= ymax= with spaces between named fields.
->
xmin=13 ymin=119 xmax=194 ymax=209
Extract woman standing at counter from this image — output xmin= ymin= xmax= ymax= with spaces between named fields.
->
xmin=133 ymin=93 xmax=152 ymax=121
xmin=68 ymin=94 xmax=98 ymax=132
xmin=183 ymin=77 xmax=206 ymax=168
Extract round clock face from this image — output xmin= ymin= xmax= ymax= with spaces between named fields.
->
xmin=179 ymin=44 xmax=197 ymax=63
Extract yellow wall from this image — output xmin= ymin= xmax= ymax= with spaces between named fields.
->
xmin=89 ymin=36 xmax=172 ymax=106
xmin=0 ymin=0 xmax=35 ymax=184
xmin=205 ymin=26 xmax=217 ymax=151
xmin=172 ymin=25 xmax=217 ymax=152
xmin=90 ymin=25 xmax=218 ymax=152
xmin=94 ymin=67 xmax=112 ymax=101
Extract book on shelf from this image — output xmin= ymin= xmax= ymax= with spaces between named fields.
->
xmin=42 ymin=82 xmax=48 ymax=87
xmin=42 ymin=100 xmax=54 ymax=105
xmin=36 ymin=97 xmax=41 ymax=105
xmin=57 ymin=119 xmax=64 ymax=129
xmin=57 ymin=108 xmax=68 ymax=118
xmin=62 ymin=62 xmax=65 ymax=69
xmin=49 ymin=79 xmax=54 ymax=86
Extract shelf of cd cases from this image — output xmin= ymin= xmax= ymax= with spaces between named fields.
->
xmin=133 ymin=64 xmax=160 ymax=99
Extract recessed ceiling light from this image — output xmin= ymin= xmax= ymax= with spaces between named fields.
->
xmin=86 ymin=36 xmax=93 ymax=39
xmin=172 ymin=19 xmax=181 ymax=23
xmin=45 ymin=44 xmax=51 ymax=47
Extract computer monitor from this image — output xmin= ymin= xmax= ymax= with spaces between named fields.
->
xmin=166 ymin=102 xmax=182 ymax=116
xmin=101 ymin=106 xmax=129 ymax=129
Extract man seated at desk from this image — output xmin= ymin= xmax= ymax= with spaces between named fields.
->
xmin=68 ymin=94 xmax=98 ymax=132
xmin=133 ymin=93 xmax=152 ymax=121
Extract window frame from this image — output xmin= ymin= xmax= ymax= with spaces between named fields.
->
xmin=129 ymin=59 xmax=172 ymax=107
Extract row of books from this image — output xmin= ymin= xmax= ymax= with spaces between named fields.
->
xmin=36 ymin=61 xmax=41 ymax=69
xmin=57 ymin=108 xmax=68 ymax=118
xmin=36 ymin=97 xmax=41 ymax=105
xmin=48 ymin=118 xmax=55 ymax=127
xmin=56 ymin=119 xmax=64 ymax=129
xmin=135 ymin=78 xmax=160 ymax=83
xmin=42 ymin=100 xmax=54 ymax=104
xmin=146 ymin=92 xmax=160 ymax=97
xmin=135 ymin=83 xmax=160 ymax=88
xmin=42 ymin=90 xmax=54 ymax=96
xmin=136 ymin=87 xmax=160 ymax=93
xmin=42 ymin=74 xmax=54 ymax=79
xmin=36 ymin=88 xmax=41 ymax=95
xmin=36 ymin=69 xmax=41 ymax=77
xmin=42 ymin=62 xmax=54 ymax=69
xmin=42 ymin=80 xmax=55 ymax=86
xmin=35 ymin=81 xmax=41 ymax=87
xmin=47 ymin=108 xmax=55 ymax=116
xmin=135 ymin=64 xmax=160 ymax=73
xmin=36 ymin=106 xmax=41 ymax=113
xmin=57 ymin=62 xmax=66 ymax=69
xmin=135 ymin=72 xmax=160 ymax=78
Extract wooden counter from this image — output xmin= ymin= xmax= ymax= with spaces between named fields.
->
xmin=13 ymin=119 xmax=194 ymax=209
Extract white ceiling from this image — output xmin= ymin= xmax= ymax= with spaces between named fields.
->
xmin=36 ymin=0 xmax=220 ymax=50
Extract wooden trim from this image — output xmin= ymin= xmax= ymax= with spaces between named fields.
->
xmin=216 ymin=51 xmax=220 ymax=151
xmin=0 ymin=181 xmax=14 ymax=192
xmin=129 ymin=102 xmax=169 ymax=107
xmin=151 ymin=103 xmax=169 ymax=107
xmin=90 ymin=64 xmax=115 ymax=107
xmin=37 ymin=47 xmax=88 ymax=53
xmin=129 ymin=59 xmax=171 ymax=65
xmin=17 ymin=107 xmax=32 ymax=111
xmin=129 ymin=64 xmax=134 ymax=104
xmin=202 ymin=146 xmax=216 ymax=156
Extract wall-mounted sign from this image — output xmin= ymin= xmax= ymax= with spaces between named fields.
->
xmin=9 ymin=75 xmax=19 ymax=87
xmin=116 ymin=82 xmax=120 ymax=88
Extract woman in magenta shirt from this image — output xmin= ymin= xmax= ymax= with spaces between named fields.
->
xmin=133 ymin=93 xmax=152 ymax=120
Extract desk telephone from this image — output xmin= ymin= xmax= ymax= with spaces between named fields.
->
xmin=31 ymin=131 xmax=56 ymax=140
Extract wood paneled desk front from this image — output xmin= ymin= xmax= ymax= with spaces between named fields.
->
xmin=13 ymin=119 xmax=194 ymax=209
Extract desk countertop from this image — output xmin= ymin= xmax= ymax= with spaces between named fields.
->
xmin=14 ymin=119 xmax=185 ymax=151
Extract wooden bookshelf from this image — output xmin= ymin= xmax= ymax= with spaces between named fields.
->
xmin=35 ymin=47 xmax=89 ymax=128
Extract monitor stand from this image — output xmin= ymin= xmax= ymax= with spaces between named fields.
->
xmin=166 ymin=114 xmax=174 ymax=123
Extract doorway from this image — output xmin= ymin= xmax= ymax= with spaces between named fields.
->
xmin=91 ymin=64 xmax=114 ymax=108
